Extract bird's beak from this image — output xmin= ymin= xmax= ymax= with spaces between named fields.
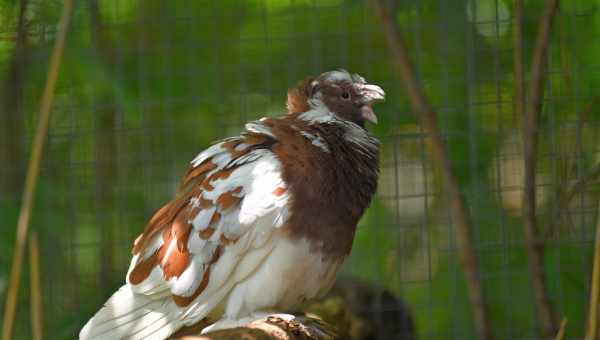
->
xmin=361 ymin=105 xmax=378 ymax=124
xmin=359 ymin=84 xmax=385 ymax=124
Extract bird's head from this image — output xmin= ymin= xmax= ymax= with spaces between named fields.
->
xmin=287 ymin=70 xmax=385 ymax=127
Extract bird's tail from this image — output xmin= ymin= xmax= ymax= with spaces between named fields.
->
xmin=79 ymin=284 xmax=182 ymax=340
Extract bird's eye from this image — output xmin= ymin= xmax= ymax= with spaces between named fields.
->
xmin=340 ymin=92 xmax=350 ymax=100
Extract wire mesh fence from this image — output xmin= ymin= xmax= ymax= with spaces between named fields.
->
xmin=0 ymin=0 xmax=599 ymax=339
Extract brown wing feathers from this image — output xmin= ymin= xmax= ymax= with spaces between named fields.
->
xmin=158 ymin=226 xmax=191 ymax=280
xmin=126 ymin=133 xmax=273 ymax=306
xmin=128 ymin=252 xmax=159 ymax=285
xmin=216 ymin=186 xmax=243 ymax=210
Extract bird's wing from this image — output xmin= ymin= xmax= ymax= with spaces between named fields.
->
xmin=80 ymin=122 xmax=291 ymax=340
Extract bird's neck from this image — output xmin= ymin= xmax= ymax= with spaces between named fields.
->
xmin=269 ymin=113 xmax=380 ymax=257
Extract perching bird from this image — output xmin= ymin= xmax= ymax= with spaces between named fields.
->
xmin=80 ymin=70 xmax=385 ymax=340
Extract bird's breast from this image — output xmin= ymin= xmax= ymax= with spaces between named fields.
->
xmin=223 ymin=233 xmax=342 ymax=318
xmin=271 ymin=133 xmax=377 ymax=257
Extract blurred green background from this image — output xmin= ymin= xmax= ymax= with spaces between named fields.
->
xmin=0 ymin=0 xmax=599 ymax=339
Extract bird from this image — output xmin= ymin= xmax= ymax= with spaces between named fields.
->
xmin=79 ymin=69 xmax=385 ymax=340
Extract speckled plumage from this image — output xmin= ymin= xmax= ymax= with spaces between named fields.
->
xmin=80 ymin=70 xmax=385 ymax=340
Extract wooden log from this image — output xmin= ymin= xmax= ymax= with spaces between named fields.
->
xmin=173 ymin=277 xmax=414 ymax=340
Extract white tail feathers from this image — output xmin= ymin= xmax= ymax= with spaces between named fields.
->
xmin=79 ymin=285 xmax=182 ymax=340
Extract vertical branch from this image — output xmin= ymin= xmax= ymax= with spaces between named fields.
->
xmin=370 ymin=1 xmax=492 ymax=339
xmin=0 ymin=0 xmax=29 ymax=200
xmin=1 ymin=1 xmax=74 ymax=339
xmin=94 ymin=103 xmax=117 ymax=293
xmin=89 ymin=0 xmax=115 ymax=62
xmin=522 ymin=0 xmax=560 ymax=336
xmin=586 ymin=199 xmax=600 ymax=340
xmin=29 ymin=232 xmax=43 ymax=340
xmin=513 ymin=0 xmax=525 ymax=120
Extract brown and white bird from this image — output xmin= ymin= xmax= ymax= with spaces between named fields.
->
xmin=79 ymin=70 xmax=385 ymax=340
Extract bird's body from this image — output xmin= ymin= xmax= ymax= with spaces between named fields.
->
xmin=80 ymin=70 xmax=385 ymax=340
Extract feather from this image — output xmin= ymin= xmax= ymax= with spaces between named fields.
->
xmin=81 ymin=120 xmax=291 ymax=340
xmin=79 ymin=285 xmax=179 ymax=340
xmin=81 ymin=70 xmax=384 ymax=339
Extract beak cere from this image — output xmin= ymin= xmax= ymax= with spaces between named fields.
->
xmin=360 ymin=105 xmax=378 ymax=124
xmin=358 ymin=83 xmax=385 ymax=124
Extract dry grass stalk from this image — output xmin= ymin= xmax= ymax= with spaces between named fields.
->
xmin=1 ymin=1 xmax=74 ymax=339
xmin=555 ymin=318 xmax=567 ymax=340
xmin=29 ymin=232 xmax=43 ymax=340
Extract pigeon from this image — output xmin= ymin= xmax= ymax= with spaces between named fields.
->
xmin=80 ymin=69 xmax=385 ymax=340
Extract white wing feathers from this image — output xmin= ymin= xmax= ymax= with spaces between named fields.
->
xmin=80 ymin=126 xmax=290 ymax=340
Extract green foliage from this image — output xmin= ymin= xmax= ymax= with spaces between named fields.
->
xmin=0 ymin=0 xmax=599 ymax=339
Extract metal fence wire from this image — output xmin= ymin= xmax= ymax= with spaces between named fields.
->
xmin=0 ymin=0 xmax=599 ymax=339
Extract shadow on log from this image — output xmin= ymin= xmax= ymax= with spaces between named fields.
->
xmin=173 ymin=277 xmax=414 ymax=340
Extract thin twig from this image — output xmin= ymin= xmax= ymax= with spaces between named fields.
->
xmin=586 ymin=199 xmax=600 ymax=340
xmin=370 ymin=1 xmax=492 ymax=338
xmin=561 ymin=98 xmax=600 ymax=210
xmin=555 ymin=318 xmax=568 ymax=340
xmin=545 ymin=162 xmax=600 ymax=239
xmin=545 ymin=98 xmax=599 ymax=238
xmin=562 ymin=163 xmax=600 ymax=212
xmin=29 ymin=232 xmax=43 ymax=340
xmin=1 ymin=1 xmax=74 ymax=339
xmin=522 ymin=0 xmax=560 ymax=336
